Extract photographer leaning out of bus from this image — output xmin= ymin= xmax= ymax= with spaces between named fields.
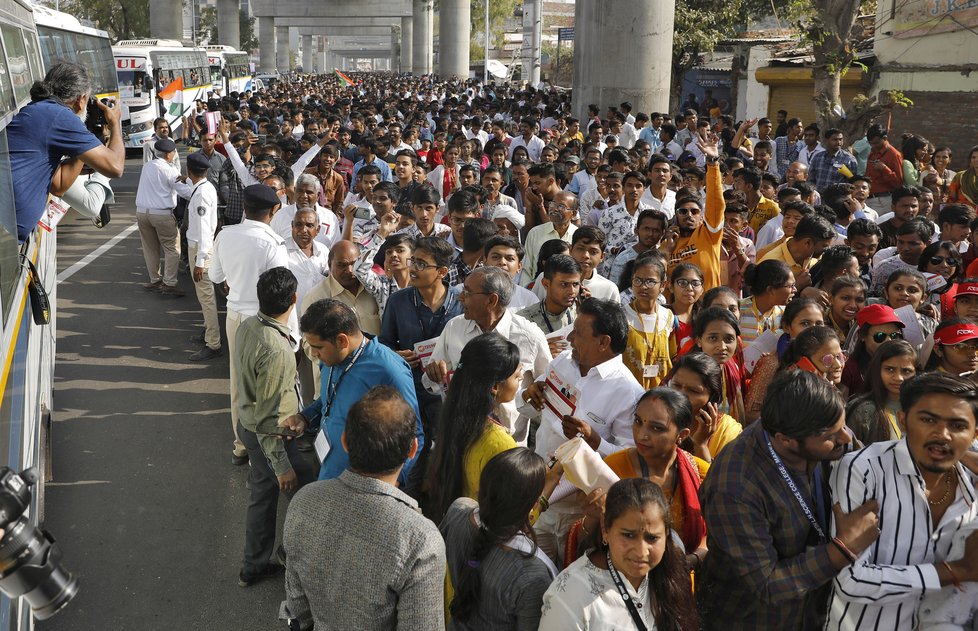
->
xmin=8 ymin=61 xmax=125 ymax=242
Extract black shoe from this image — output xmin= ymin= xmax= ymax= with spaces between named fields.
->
xmin=238 ymin=562 xmax=284 ymax=587
xmin=231 ymin=452 xmax=249 ymax=466
xmin=142 ymin=280 xmax=163 ymax=291
xmin=189 ymin=331 xmax=206 ymax=343
xmin=189 ymin=346 xmax=221 ymax=362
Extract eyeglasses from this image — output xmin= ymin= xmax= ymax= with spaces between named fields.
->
xmin=675 ymin=207 xmax=701 ymax=216
xmin=948 ymin=341 xmax=978 ymax=354
xmin=818 ymin=352 xmax=847 ymax=367
xmin=546 ymin=202 xmax=571 ymax=213
xmin=407 ymin=257 xmax=437 ymax=271
xmin=777 ymin=282 xmax=798 ymax=291
xmin=460 ymin=287 xmax=490 ymax=298
xmin=929 ymin=255 xmax=960 ymax=267
xmin=674 ymin=278 xmax=703 ymax=289
xmin=632 ymin=277 xmax=662 ymax=288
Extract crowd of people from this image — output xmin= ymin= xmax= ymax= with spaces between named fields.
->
xmin=20 ymin=61 xmax=978 ymax=630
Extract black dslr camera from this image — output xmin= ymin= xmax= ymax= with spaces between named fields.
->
xmin=0 ymin=467 xmax=77 ymax=620
xmin=85 ymin=98 xmax=110 ymax=139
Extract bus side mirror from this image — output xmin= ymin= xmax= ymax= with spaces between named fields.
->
xmin=143 ymin=76 xmax=154 ymax=92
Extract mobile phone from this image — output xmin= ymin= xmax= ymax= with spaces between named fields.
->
xmin=795 ymin=357 xmax=819 ymax=373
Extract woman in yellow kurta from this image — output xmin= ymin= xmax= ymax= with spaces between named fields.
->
xmin=665 ymin=352 xmax=743 ymax=462
xmin=422 ymin=332 xmax=522 ymax=524
xmin=622 ymin=252 xmax=674 ymax=388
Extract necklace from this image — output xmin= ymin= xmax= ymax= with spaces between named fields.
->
xmin=928 ymin=472 xmax=954 ymax=507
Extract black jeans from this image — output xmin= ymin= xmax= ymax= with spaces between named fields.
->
xmin=237 ymin=422 xmax=317 ymax=575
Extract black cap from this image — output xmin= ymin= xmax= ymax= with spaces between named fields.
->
xmin=243 ymin=184 xmax=281 ymax=210
xmin=154 ymin=137 xmax=176 ymax=153
xmin=186 ymin=152 xmax=210 ymax=171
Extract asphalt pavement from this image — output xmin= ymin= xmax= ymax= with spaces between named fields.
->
xmin=37 ymin=153 xmax=288 ymax=630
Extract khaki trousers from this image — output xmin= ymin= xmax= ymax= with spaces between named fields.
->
xmin=188 ymin=242 xmax=221 ymax=350
xmin=136 ymin=212 xmax=180 ymax=286
xmin=226 ymin=309 xmax=245 ymax=456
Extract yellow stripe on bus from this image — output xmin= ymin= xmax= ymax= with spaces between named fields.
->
xmin=0 ymin=230 xmax=42 ymax=397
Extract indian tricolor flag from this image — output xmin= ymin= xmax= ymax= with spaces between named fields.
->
xmin=334 ymin=69 xmax=355 ymax=87
xmin=158 ymin=76 xmax=185 ymax=117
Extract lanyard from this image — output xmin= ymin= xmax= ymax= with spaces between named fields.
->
xmin=324 ymin=339 xmax=367 ymax=418
xmin=884 ymin=407 xmax=903 ymax=439
xmin=763 ymin=430 xmax=828 ymax=543
xmin=412 ymin=289 xmax=449 ymax=340
xmin=607 ymin=557 xmax=648 ymax=631
xmin=539 ymin=303 xmax=565 ymax=334
xmin=633 ymin=302 xmax=662 ymax=366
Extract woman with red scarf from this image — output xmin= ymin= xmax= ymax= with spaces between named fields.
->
xmin=564 ymin=388 xmax=708 ymax=571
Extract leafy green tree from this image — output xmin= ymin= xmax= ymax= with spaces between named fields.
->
xmin=61 ymin=0 xmax=150 ymax=40
xmin=468 ymin=0 xmax=520 ymax=61
xmin=671 ymin=0 xmax=743 ymax=111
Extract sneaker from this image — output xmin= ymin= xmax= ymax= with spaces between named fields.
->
xmin=231 ymin=452 xmax=249 ymax=466
xmin=238 ymin=562 xmax=284 ymax=587
xmin=142 ymin=280 xmax=163 ymax=291
xmin=159 ymin=284 xmax=186 ymax=297
xmin=189 ymin=346 xmax=221 ymax=362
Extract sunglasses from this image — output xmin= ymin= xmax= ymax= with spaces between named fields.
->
xmin=818 ymin=352 xmax=847 ymax=367
xmin=929 ymin=255 xmax=960 ymax=267
xmin=872 ymin=331 xmax=904 ymax=343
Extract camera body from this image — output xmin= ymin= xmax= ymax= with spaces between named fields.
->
xmin=0 ymin=467 xmax=77 ymax=620
xmin=85 ymin=98 xmax=109 ymax=139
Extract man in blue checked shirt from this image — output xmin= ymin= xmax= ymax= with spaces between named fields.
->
xmin=809 ymin=128 xmax=859 ymax=193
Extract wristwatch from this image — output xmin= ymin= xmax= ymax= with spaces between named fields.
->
xmin=706 ymin=156 xmax=720 ymax=165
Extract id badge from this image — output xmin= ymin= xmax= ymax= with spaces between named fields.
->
xmin=643 ymin=363 xmax=661 ymax=379
xmin=314 ymin=429 xmax=331 ymax=462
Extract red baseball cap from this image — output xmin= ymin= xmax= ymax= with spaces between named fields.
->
xmin=856 ymin=304 xmax=904 ymax=328
xmin=934 ymin=323 xmax=978 ymax=346
xmin=954 ymin=282 xmax=978 ymax=302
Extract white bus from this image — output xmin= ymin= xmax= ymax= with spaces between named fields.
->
xmin=204 ymin=44 xmax=251 ymax=94
xmin=0 ymin=0 xmax=64 ymax=628
xmin=112 ymin=40 xmax=211 ymax=148
xmin=33 ymin=5 xmax=119 ymax=109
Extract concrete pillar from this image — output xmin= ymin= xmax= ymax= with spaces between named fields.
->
xmin=391 ymin=26 xmax=401 ymax=73
xmin=216 ymin=0 xmax=240 ymax=48
xmin=573 ymin=0 xmax=674 ymax=120
xmin=276 ymin=24 xmax=290 ymax=73
xmin=401 ymin=17 xmax=414 ymax=75
xmin=522 ymin=0 xmax=543 ymax=86
xmin=315 ymin=36 xmax=326 ymax=73
xmin=438 ymin=0 xmax=470 ymax=78
xmin=302 ymin=34 xmax=312 ymax=72
xmin=149 ymin=1 xmax=182 ymax=39
xmin=412 ymin=0 xmax=433 ymax=75
xmin=258 ymin=16 xmax=275 ymax=73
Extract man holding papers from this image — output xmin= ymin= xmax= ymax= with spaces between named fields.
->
xmin=520 ymin=297 xmax=644 ymax=563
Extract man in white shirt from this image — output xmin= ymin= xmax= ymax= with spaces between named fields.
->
xmin=798 ymin=123 xmax=824 ymax=166
xmin=522 ymin=190 xmax=579 ymax=287
xmin=184 ymin=152 xmax=221 ymax=361
xmin=828 ymin=371 xmax=978 ymax=631
xmin=521 ymin=297 xmax=644 ymax=562
xmin=641 ymin=154 xmax=677 ymax=219
xmin=508 ymin=117 xmax=546 ymax=162
xmin=270 ymin=174 xmax=339 ymax=249
xmin=135 ymin=137 xmax=187 ymax=297
xmin=286 ymin=207 xmax=329 ymax=311
xmin=209 ymin=184 xmax=289 ymax=465
xmin=423 ymin=267 xmax=551 ymax=442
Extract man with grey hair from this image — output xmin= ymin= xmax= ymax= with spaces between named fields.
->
xmin=270 ymin=173 xmax=339 ymax=248
xmin=423 ymin=266 xmax=551 ymax=441
xmin=10 ymin=61 xmax=125 ymax=241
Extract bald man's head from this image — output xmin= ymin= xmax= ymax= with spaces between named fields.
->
xmin=328 ymin=240 xmax=361 ymax=293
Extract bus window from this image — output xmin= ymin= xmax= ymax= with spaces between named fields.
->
xmin=2 ymin=25 xmax=31 ymax=105
xmin=0 ymin=129 xmax=19 ymax=323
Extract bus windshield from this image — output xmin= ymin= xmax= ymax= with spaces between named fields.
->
xmin=117 ymin=69 xmax=150 ymax=105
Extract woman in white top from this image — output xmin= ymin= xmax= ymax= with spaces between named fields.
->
xmin=539 ymin=478 xmax=698 ymax=631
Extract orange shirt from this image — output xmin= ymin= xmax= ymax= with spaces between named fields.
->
xmin=670 ymin=162 xmax=725 ymax=290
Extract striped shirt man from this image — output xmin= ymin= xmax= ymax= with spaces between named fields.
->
xmin=826 ymin=438 xmax=978 ymax=630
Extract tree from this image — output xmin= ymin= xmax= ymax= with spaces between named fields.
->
xmin=62 ymin=0 xmax=149 ymax=40
xmin=195 ymin=6 xmax=258 ymax=52
xmin=806 ymin=0 xmax=910 ymax=140
xmin=469 ymin=0 xmax=521 ymax=61
xmin=671 ymin=0 xmax=743 ymax=112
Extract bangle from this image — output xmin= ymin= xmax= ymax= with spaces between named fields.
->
xmin=538 ymin=495 xmax=549 ymax=512
xmin=943 ymin=560 xmax=964 ymax=592
xmin=831 ymin=537 xmax=857 ymax=564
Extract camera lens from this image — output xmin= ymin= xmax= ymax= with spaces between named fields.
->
xmin=0 ymin=518 xmax=78 ymax=620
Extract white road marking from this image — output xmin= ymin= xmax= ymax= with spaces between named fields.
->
xmin=57 ymin=222 xmax=139 ymax=284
